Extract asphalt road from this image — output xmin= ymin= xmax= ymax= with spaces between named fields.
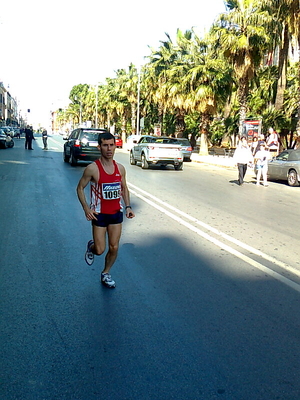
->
xmin=1 ymin=135 xmax=300 ymax=400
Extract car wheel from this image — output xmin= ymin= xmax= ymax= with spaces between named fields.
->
xmin=141 ymin=154 xmax=149 ymax=169
xmin=130 ymin=151 xmax=136 ymax=165
xmin=287 ymin=169 xmax=300 ymax=187
xmin=70 ymin=150 xmax=77 ymax=166
xmin=174 ymin=162 xmax=183 ymax=171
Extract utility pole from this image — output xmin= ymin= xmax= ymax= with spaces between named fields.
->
xmin=95 ymin=83 xmax=98 ymax=129
xmin=136 ymin=67 xmax=141 ymax=135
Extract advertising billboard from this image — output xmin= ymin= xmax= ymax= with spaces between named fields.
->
xmin=242 ymin=120 xmax=262 ymax=143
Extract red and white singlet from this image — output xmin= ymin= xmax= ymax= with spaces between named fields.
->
xmin=90 ymin=160 xmax=122 ymax=214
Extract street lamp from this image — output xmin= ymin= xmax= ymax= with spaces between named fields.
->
xmin=136 ymin=67 xmax=141 ymax=135
xmin=95 ymin=83 xmax=98 ymax=129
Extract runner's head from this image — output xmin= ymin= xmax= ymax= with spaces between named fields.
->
xmin=98 ymin=131 xmax=115 ymax=145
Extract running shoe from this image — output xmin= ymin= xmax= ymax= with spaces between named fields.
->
xmin=85 ymin=240 xmax=94 ymax=266
xmin=101 ymin=273 xmax=116 ymax=288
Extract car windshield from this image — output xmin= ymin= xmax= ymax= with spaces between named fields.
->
xmin=151 ymin=137 xmax=179 ymax=144
xmin=81 ymin=131 xmax=101 ymax=141
xmin=276 ymin=151 xmax=289 ymax=161
xmin=289 ymin=151 xmax=300 ymax=161
xmin=174 ymin=138 xmax=190 ymax=145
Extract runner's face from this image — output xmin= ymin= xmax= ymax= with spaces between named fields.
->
xmin=98 ymin=139 xmax=116 ymax=159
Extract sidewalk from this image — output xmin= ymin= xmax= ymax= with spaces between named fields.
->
xmin=191 ymin=152 xmax=235 ymax=169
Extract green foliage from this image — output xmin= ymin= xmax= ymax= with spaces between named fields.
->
xmin=61 ymin=1 xmax=299 ymax=140
xmin=209 ymin=119 xmax=227 ymax=145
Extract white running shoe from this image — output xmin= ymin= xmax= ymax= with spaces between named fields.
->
xmin=101 ymin=273 xmax=116 ymax=288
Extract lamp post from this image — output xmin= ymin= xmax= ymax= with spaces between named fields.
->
xmin=95 ymin=83 xmax=98 ymax=129
xmin=136 ymin=67 xmax=141 ymax=135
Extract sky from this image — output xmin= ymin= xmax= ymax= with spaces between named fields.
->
xmin=0 ymin=0 xmax=226 ymax=128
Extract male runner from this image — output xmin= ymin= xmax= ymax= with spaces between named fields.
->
xmin=77 ymin=131 xmax=135 ymax=288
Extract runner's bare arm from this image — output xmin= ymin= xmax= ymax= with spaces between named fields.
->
xmin=118 ymin=163 xmax=135 ymax=219
xmin=77 ymin=164 xmax=98 ymax=221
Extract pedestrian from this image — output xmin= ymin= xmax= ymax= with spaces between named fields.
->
xmin=25 ymin=125 xmax=35 ymax=150
xmin=233 ymin=136 xmax=254 ymax=186
xmin=254 ymin=142 xmax=270 ymax=186
xmin=266 ymin=127 xmax=279 ymax=156
xmin=77 ymin=131 xmax=135 ymax=288
xmin=42 ymin=128 xmax=48 ymax=150
xmin=251 ymin=136 xmax=258 ymax=155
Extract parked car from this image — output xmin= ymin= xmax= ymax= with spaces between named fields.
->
xmin=255 ymin=149 xmax=300 ymax=186
xmin=114 ymin=134 xmax=123 ymax=148
xmin=125 ymin=134 xmax=140 ymax=151
xmin=0 ymin=129 xmax=14 ymax=148
xmin=173 ymin=138 xmax=193 ymax=161
xmin=1 ymin=127 xmax=14 ymax=137
xmin=63 ymin=128 xmax=107 ymax=166
xmin=130 ymin=135 xmax=183 ymax=170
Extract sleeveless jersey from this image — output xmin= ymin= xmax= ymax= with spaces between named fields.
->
xmin=90 ymin=160 xmax=122 ymax=214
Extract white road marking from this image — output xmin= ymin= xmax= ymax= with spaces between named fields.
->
xmin=128 ymin=182 xmax=300 ymax=293
xmin=48 ymin=137 xmax=64 ymax=148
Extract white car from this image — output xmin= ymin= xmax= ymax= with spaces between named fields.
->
xmin=130 ymin=135 xmax=183 ymax=170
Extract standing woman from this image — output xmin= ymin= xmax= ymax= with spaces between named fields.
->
xmin=233 ymin=136 xmax=254 ymax=186
xmin=254 ymin=142 xmax=270 ymax=186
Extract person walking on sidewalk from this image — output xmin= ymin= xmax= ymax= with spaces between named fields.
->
xmin=42 ymin=129 xmax=48 ymax=150
xmin=233 ymin=136 xmax=254 ymax=186
xmin=77 ymin=131 xmax=135 ymax=288
xmin=254 ymin=142 xmax=270 ymax=186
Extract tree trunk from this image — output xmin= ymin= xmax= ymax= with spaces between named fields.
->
xmin=174 ymin=108 xmax=186 ymax=137
xmin=275 ymin=24 xmax=289 ymax=110
xmin=158 ymin=103 xmax=164 ymax=135
xmin=131 ymin=103 xmax=137 ymax=134
xmin=198 ymin=113 xmax=210 ymax=156
xmin=237 ymin=76 xmax=249 ymax=137
xmin=121 ymin=115 xmax=126 ymax=137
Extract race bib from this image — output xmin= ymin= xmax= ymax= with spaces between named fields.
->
xmin=102 ymin=182 xmax=121 ymax=200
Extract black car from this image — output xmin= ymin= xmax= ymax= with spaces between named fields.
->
xmin=63 ymin=128 xmax=107 ymax=166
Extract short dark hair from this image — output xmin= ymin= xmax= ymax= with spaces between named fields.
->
xmin=98 ymin=131 xmax=115 ymax=145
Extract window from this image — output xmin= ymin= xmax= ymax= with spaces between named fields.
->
xmin=276 ymin=151 xmax=289 ymax=161
xmin=81 ymin=131 xmax=99 ymax=141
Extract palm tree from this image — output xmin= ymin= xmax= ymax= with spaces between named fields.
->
xmin=211 ymin=0 xmax=271 ymax=136
xmin=146 ymin=33 xmax=180 ymax=135
xmin=113 ymin=65 xmax=139 ymax=134
xmin=183 ymin=31 xmax=232 ymax=154
xmin=262 ymin=0 xmax=299 ymax=114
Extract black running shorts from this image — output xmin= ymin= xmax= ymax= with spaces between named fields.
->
xmin=92 ymin=211 xmax=123 ymax=227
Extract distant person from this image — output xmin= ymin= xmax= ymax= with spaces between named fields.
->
xmin=25 ymin=126 xmax=35 ymax=150
xmin=254 ymin=142 xmax=270 ymax=186
xmin=253 ymin=134 xmax=266 ymax=155
xmin=42 ymin=129 xmax=48 ymax=150
xmin=251 ymin=137 xmax=258 ymax=155
xmin=76 ymin=131 xmax=135 ymax=289
xmin=266 ymin=127 xmax=279 ymax=156
xmin=233 ymin=136 xmax=253 ymax=186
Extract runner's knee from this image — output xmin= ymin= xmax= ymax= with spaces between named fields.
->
xmin=93 ymin=245 xmax=105 ymax=256
xmin=109 ymin=243 xmax=119 ymax=254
